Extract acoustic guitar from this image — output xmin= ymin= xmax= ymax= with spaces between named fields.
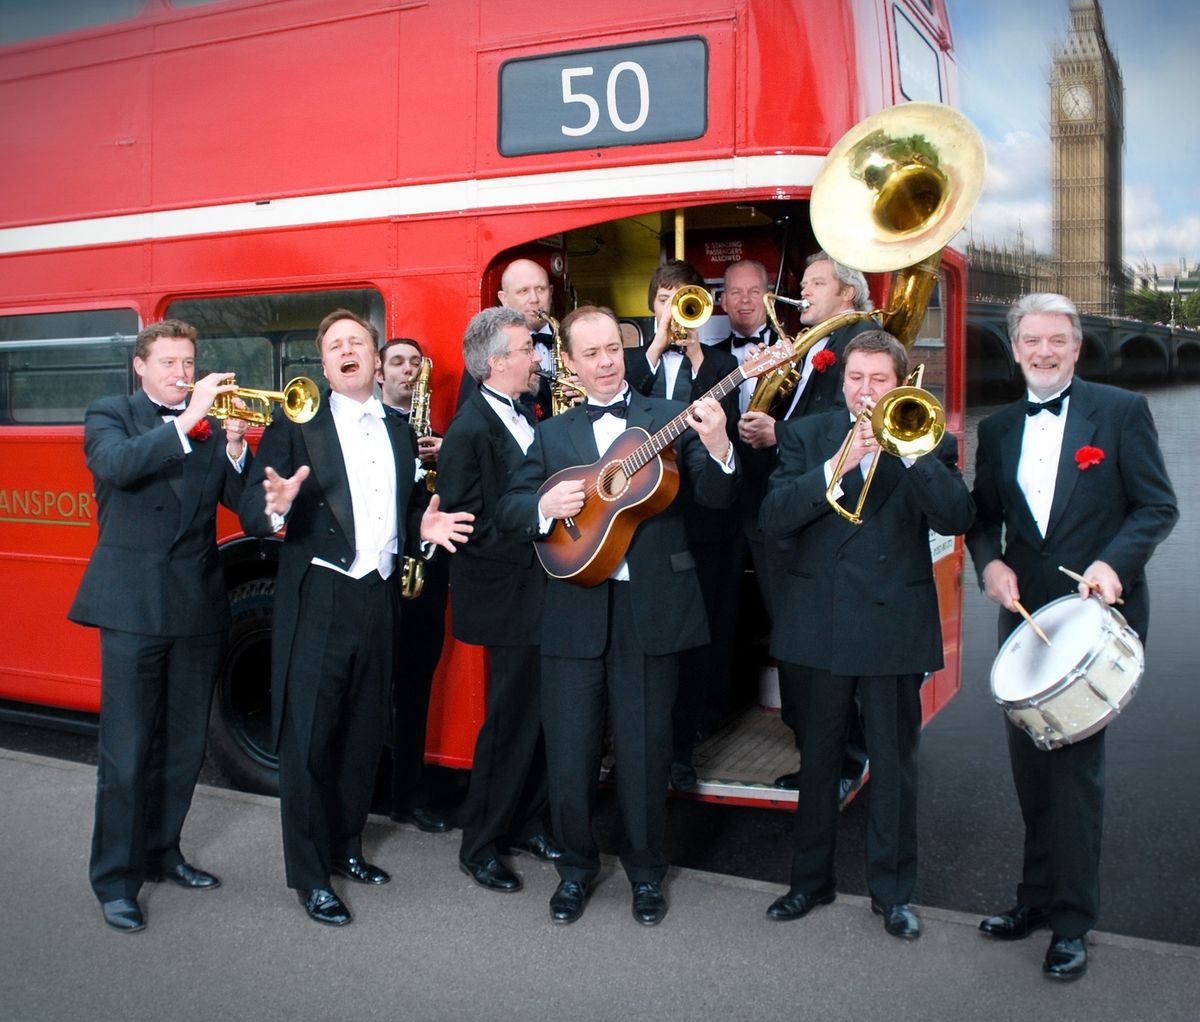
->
xmin=535 ymin=341 xmax=814 ymax=585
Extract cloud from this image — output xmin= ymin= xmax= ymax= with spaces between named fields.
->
xmin=1125 ymin=185 xmax=1200 ymax=269
xmin=962 ymin=130 xmax=1052 ymax=253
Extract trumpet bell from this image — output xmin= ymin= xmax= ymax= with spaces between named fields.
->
xmin=670 ymin=285 xmax=713 ymax=331
xmin=282 ymin=376 xmax=320 ymax=423
xmin=810 ymin=102 xmax=984 ymax=273
xmin=872 ymin=386 xmax=945 ymax=459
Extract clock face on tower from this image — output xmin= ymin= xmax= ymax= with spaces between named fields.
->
xmin=1061 ymin=84 xmax=1094 ymax=120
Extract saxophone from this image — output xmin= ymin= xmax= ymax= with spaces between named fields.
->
xmin=536 ymin=310 xmax=588 ymax=415
xmin=401 ymin=356 xmax=435 ymax=600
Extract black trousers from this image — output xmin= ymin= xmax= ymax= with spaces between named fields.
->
xmin=278 ymin=568 xmax=395 ymax=890
xmin=787 ymin=668 xmax=922 ymax=905
xmin=459 ymin=644 xmax=549 ymax=865
xmin=1006 ymin=721 xmax=1105 ymax=938
xmin=390 ymin=552 xmax=448 ymax=813
xmin=91 ymin=628 xmax=223 ymax=902
xmin=542 ymin=581 xmax=678 ymax=885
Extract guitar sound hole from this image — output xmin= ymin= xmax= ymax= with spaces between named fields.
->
xmin=598 ymin=463 xmax=628 ymax=501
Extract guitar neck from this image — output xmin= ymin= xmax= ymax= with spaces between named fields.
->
xmin=622 ymin=365 xmax=747 ymax=475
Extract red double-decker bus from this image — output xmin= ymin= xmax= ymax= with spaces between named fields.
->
xmin=0 ymin=0 xmax=968 ymax=804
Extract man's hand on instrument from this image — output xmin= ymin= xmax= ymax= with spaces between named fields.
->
xmin=179 ymin=372 xmax=238 ymax=433
xmin=1079 ymin=560 xmax=1122 ymax=605
xmin=417 ymin=435 xmax=441 ymax=464
xmin=224 ymin=397 xmax=249 ymax=458
xmin=738 ymin=410 xmax=776 ymax=450
xmin=538 ymin=479 xmax=586 ymax=520
xmin=687 ymin=396 xmax=731 ymax=460
xmin=982 ymin=559 xmax=1021 ymax=612
xmin=420 ymin=493 xmax=474 ymax=552
xmin=262 ymin=464 xmax=310 ymax=518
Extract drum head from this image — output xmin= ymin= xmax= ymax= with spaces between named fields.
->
xmin=991 ymin=595 xmax=1105 ymax=704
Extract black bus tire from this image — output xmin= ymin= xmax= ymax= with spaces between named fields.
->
xmin=208 ymin=578 xmax=280 ymax=796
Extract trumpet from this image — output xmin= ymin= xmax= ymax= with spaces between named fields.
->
xmin=825 ymin=365 xmax=945 ymax=525
xmin=537 ymin=309 xmax=588 ymax=415
xmin=184 ymin=375 xmax=320 ymax=425
xmin=668 ymin=284 xmax=713 ymax=340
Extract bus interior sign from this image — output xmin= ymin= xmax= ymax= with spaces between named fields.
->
xmin=498 ymin=37 xmax=707 ymax=157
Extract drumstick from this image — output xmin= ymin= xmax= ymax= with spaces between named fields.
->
xmin=1011 ymin=598 xmax=1052 ymax=647
xmin=1058 ymin=565 xmax=1124 ymax=605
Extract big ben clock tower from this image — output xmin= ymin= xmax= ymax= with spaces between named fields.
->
xmin=1051 ymin=0 xmax=1124 ymax=314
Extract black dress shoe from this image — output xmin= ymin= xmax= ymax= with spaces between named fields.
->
xmin=549 ymin=880 xmax=591 ymax=924
xmin=506 ymin=833 xmax=563 ymax=862
xmin=390 ymin=806 xmax=451 ymax=833
xmin=460 ymin=856 xmax=522 ymax=893
xmin=979 ymin=903 xmax=1051 ymax=940
xmin=299 ymin=887 xmax=351 ymax=926
xmin=773 ymin=770 xmax=801 ymax=789
xmin=765 ymin=885 xmax=836 ymax=921
xmin=1043 ymin=934 xmax=1087 ymax=980
xmin=632 ymin=881 xmax=668 ymax=926
xmin=101 ymin=898 xmax=145 ymax=932
xmin=669 ymin=760 xmax=697 ymax=792
xmin=872 ymin=901 xmax=921 ymax=940
xmin=332 ymin=856 xmax=391 ymax=885
xmin=146 ymin=862 xmax=220 ymax=889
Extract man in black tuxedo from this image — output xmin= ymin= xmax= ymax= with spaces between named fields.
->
xmin=760 ymin=331 xmax=973 ymax=940
xmin=239 ymin=309 xmax=473 ymax=927
xmin=737 ymin=253 xmax=876 ymax=789
xmin=69 ymin=319 xmax=250 ymax=933
xmin=497 ymin=305 xmax=738 ymax=927
xmin=439 ymin=307 xmax=560 ymax=895
xmin=377 ymin=337 xmax=452 ymax=835
xmin=966 ymin=293 xmax=1177 ymax=980
xmin=456 ymin=258 xmax=556 ymax=420
xmin=624 ymin=259 xmax=740 ymax=790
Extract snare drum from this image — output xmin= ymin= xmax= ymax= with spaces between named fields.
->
xmin=990 ymin=595 xmax=1144 ymax=751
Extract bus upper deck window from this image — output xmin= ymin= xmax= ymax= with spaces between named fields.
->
xmin=0 ymin=309 xmax=139 ymax=425
xmin=895 ymin=6 xmax=942 ymax=103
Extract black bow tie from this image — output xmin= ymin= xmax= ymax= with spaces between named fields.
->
xmin=730 ymin=332 xmax=765 ymax=349
xmin=1026 ymin=385 xmax=1072 ymax=417
xmin=666 ymin=344 xmax=687 ymax=356
xmin=153 ymin=403 xmax=183 ymax=417
xmin=584 ymin=401 xmax=628 ymax=422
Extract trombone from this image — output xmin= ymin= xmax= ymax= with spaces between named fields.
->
xmin=186 ymin=375 xmax=320 ymax=425
xmin=825 ymin=365 xmax=944 ymax=524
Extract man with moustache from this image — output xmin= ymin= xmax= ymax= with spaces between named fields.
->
xmin=738 ymin=252 xmax=876 ymax=789
xmin=70 ymin=319 xmax=250 ymax=933
xmin=967 ymin=293 xmax=1176 ymax=980
xmin=498 ymin=305 xmax=738 ymax=927
xmin=240 ymin=309 xmax=473 ymax=927
xmin=377 ymin=337 xmax=452 ymax=834
xmin=439 ymin=307 xmax=561 ymax=895
xmin=760 ymin=331 xmax=973 ymax=940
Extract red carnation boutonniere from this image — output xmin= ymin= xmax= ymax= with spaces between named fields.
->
xmin=1075 ymin=445 xmax=1104 ymax=470
xmin=533 ymin=403 xmax=545 ymax=421
xmin=187 ymin=419 xmax=212 ymax=442
xmin=811 ymin=349 xmax=837 ymax=373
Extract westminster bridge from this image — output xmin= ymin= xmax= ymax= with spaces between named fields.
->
xmin=967 ymin=300 xmax=1200 ymax=404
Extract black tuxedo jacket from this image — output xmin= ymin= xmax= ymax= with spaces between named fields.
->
xmin=69 ymin=391 xmax=249 ymax=636
xmin=623 ymin=345 xmax=739 ymax=412
xmin=966 ymin=378 xmax=1177 ymax=639
xmin=438 ymin=389 xmax=546 ymax=647
xmin=496 ymin=391 xmax=739 ymax=658
xmin=238 ymin=399 xmax=422 ymax=749
xmin=760 ymin=410 xmax=973 ymax=675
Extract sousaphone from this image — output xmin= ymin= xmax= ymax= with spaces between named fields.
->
xmin=749 ymin=102 xmax=985 ymax=414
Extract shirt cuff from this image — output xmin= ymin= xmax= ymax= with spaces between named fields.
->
xmin=173 ymin=418 xmax=192 ymax=454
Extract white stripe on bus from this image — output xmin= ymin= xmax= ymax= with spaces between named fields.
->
xmin=0 ymin=154 xmax=822 ymax=256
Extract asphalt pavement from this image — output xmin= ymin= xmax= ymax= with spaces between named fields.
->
xmin=3 ymin=748 xmax=1197 ymax=1022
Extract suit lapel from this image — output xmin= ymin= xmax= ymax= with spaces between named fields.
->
xmin=1045 ymin=379 xmax=1097 ymax=541
xmin=133 ymin=391 xmax=185 ymax=505
xmin=302 ymin=404 xmax=356 ymax=549
xmin=563 ymin=404 xmax=601 ymax=462
xmin=994 ymin=402 xmax=1044 ymax=542
xmin=383 ymin=411 xmax=412 ymax=532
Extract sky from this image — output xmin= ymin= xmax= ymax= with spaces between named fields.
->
xmin=945 ymin=0 xmax=1199 ymax=276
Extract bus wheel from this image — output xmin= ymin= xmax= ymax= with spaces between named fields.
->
xmin=208 ymin=578 xmax=279 ymax=795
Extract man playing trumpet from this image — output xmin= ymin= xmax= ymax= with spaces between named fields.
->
xmin=759 ymin=331 xmax=973 ymax=940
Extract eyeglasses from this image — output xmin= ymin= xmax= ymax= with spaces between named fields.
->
xmin=504 ymin=344 xmax=536 ymax=357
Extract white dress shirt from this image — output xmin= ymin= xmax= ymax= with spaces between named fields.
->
xmin=312 ymin=391 xmax=399 ymax=579
xmin=481 ymin=385 xmax=535 ymax=454
xmin=1017 ymin=387 xmax=1071 ymax=537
